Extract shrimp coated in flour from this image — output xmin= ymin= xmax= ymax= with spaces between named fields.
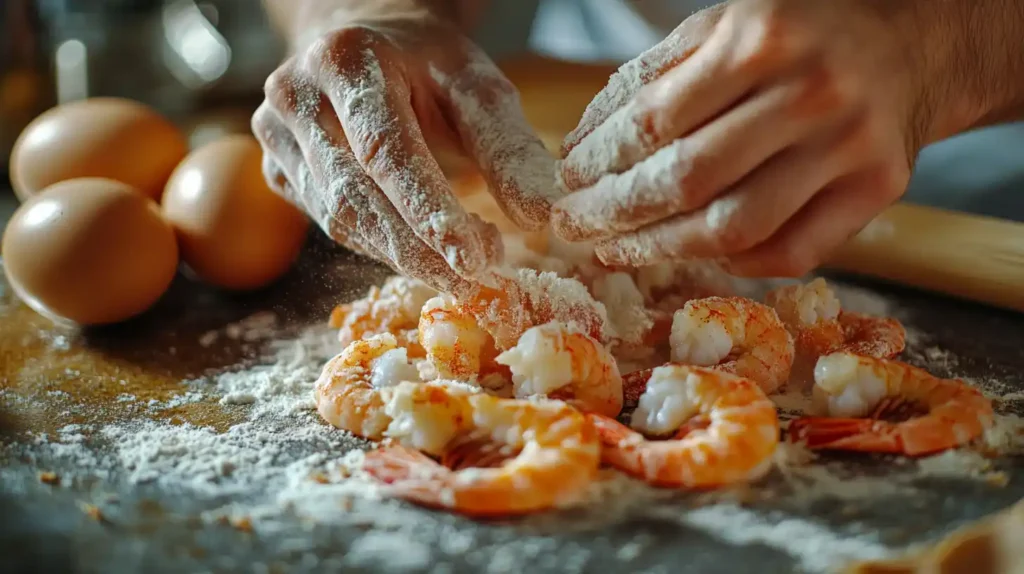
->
xmin=363 ymin=389 xmax=601 ymax=517
xmin=670 ymin=296 xmax=794 ymax=393
xmin=417 ymin=295 xmax=508 ymax=385
xmin=455 ymin=268 xmax=611 ymax=350
xmin=788 ymin=353 xmax=994 ymax=456
xmin=314 ymin=333 xmax=425 ymax=440
xmin=330 ymin=276 xmax=437 ymax=356
xmin=589 ymin=365 xmax=779 ymax=488
xmin=495 ymin=321 xmax=623 ymax=417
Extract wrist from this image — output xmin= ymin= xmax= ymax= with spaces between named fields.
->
xmin=905 ymin=0 xmax=1024 ymax=145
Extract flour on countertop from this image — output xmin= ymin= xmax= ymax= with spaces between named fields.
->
xmin=3 ymin=268 xmax=1024 ymax=574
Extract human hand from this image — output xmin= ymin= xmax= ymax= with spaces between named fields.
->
xmin=252 ymin=15 xmax=559 ymax=292
xmin=555 ymin=0 xmax=926 ymax=277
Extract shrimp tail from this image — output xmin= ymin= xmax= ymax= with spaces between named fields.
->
xmin=441 ymin=435 xmax=513 ymax=470
xmin=364 ymin=445 xmax=447 ymax=483
xmin=588 ymin=413 xmax=639 ymax=446
xmin=788 ymin=417 xmax=904 ymax=454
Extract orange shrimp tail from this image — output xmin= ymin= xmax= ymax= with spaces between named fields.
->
xmin=588 ymin=413 xmax=638 ymax=446
xmin=586 ymin=413 xmax=649 ymax=475
xmin=787 ymin=417 xmax=905 ymax=454
xmin=441 ymin=436 xmax=513 ymax=470
xmin=363 ymin=445 xmax=447 ymax=484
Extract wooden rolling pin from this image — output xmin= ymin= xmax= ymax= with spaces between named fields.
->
xmin=499 ymin=56 xmax=1024 ymax=313
xmin=825 ymin=202 xmax=1024 ymax=313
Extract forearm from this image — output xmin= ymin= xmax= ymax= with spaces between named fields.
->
xmin=910 ymin=0 xmax=1024 ymax=144
xmin=263 ymin=0 xmax=484 ymax=51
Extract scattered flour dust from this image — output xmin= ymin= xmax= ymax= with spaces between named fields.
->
xmin=5 ymin=267 xmax=1024 ymax=573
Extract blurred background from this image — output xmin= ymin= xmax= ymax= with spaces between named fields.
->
xmin=0 ymin=0 xmax=285 ymax=220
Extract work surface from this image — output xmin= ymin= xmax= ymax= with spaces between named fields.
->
xmin=1 ymin=185 xmax=1023 ymax=573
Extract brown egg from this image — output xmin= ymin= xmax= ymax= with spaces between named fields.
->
xmin=10 ymin=97 xmax=188 ymax=201
xmin=162 ymin=135 xmax=309 ymax=290
xmin=2 ymin=178 xmax=180 ymax=325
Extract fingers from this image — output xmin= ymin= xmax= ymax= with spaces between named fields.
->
xmin=560 ymin=4 xmax=725 ymax=158
xmin=724 ymin=166 xmax=907 ymax=278
xmin=432 ymin=44 xmax=561 ymax=231
xmin=561 ymin=24 xmax=762 ymax=191
xmin=309 ymin=106 xmax=470 ymax=293
xmin=311 ymin=34 xmax=500 ymax=278
xmin=589 ymin=143 xmax=838 ymax=266
xmin=262 ymin=64 xmax=468 ymax=293
xmin=553 ymin=77 xmax=831 ymax=241
xmin=255 ymin=89 xmax=396 ymax=265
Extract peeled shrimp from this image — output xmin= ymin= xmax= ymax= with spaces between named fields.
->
xmin=418 ymin=295 xmax=508 ymax=386
xmin=495 ymin=321 xmax=623 ymax=417
xmin=837 ymin=312 xmax=906 ymax=359
xmin=788 ymin=353 xmax=994 ymax=456
xmin=330 ymin=276 xmax=437 ymax=356
xmin=766 ymin=278 xmax=905 ymax=360
xmin=314 ymin=333 xmax=424 ymax=440
xmin=765 ymin=278 xmax=845 ymax=359
xmin=589 ymin=365 xmax=779 ymax=488
xmin=363 ymin=390 xmax=601 ymax=517
xmin=670 ymin=296 xmax=794 ymax=393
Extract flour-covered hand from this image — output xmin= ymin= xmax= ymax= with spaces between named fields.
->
xmin=555 ymin=0 xmax=928 ymax=277
xmin=253 ymin=8 xmax=558 ymax=291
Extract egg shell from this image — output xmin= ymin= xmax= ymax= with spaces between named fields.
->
xmin=10 ymin=97 xmax=188 ymax=201
xmin=2 ymin=178 xmax=180 ymax=325
xmin=161 ymin=134 xmax=310 ymax=290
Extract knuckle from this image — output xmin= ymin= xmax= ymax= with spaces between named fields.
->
xmin=303 ymin=26 xmax=383 ymax=74
xmin=725 ymin=4 xmax=807 ymax=73
xmin=680 ymin=3 xmax=726 ymax=38
xmin=263 ymin=67 xmax=298 ymax=108
xmin=352 ymin=130 xmax=390 ymax=173
xmin=250 ymin=105 xmax=277 ymax=144
xmin=789 ymin=66 xmax=855 ymax=118
xmin=675 ymin=144 xmax=718 ymax=209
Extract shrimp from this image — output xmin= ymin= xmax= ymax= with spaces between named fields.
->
xmin=765 ymin=278 xmax=844 ymax=359
xmin=837 ymin=312 xmax=906 ymax=359
xmin=495 ymin=321 xmax=623 ymax=417
xmin=456 ymin=268 xmax=611 ymax=350
xmin=766 ymin=278 xmax=905 ymax=357
xmin=330 ymin=276 xmax=437 ymax=357
xmin=363 ymin=390 xmax=601 ymax=517
xmin=417 ymin=295 xmax=508 ymax=386
xmin=589 ymin=365 xmax=779 ymax=488
xmin=788 ymin=353 xmax=995 ymax=456
xmin=669 ymin=296 xmax=794 ymax=393
xmin=314 ymin=333 xmax=424 ymax=440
